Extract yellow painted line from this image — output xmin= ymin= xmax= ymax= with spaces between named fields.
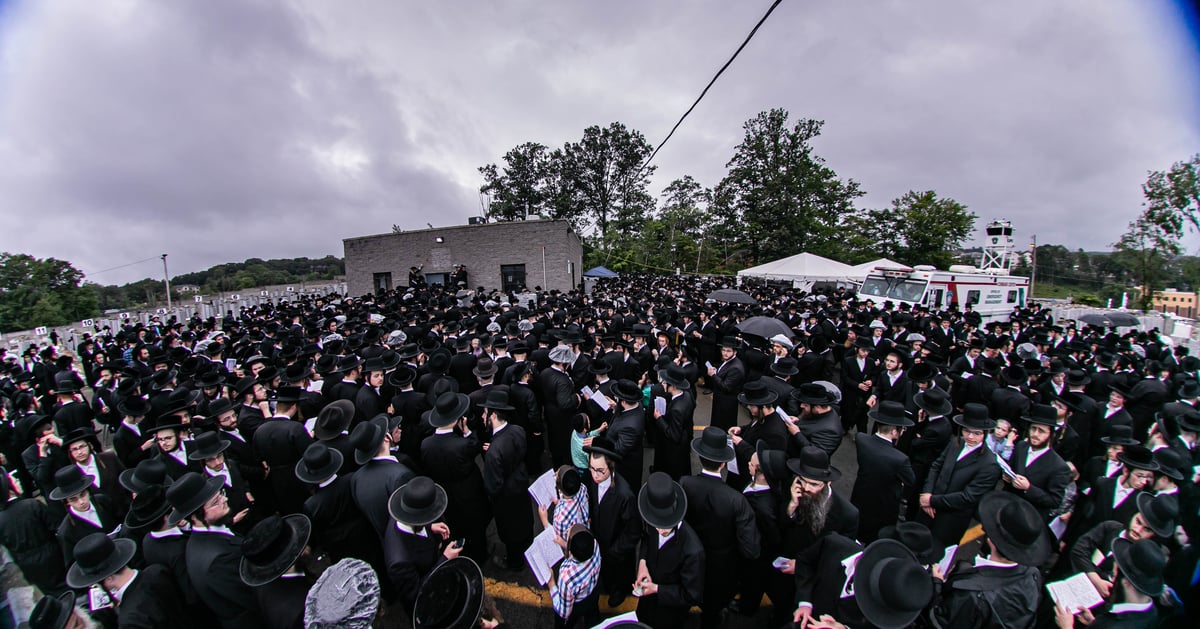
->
xmin=960 ymin=523 xmax=984 ymax=545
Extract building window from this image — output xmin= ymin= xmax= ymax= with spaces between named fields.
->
xmin=373 ymin=272 xmax=392 ymax=293
xmin=501 ymin=264 xmax=527 ymax=292
xmin=1007 ymin=290 xmax=1017 ymax=304
xmin=425 ymin=273 xmax=449 ymax=287
xmin=966 ymin=290 xmax=980 ymax=306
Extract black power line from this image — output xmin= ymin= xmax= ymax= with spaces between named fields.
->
xmin=635 ymin=0 xmax=785 ymax=179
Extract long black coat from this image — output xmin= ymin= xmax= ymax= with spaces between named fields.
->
xmin=118 ymin=563 xmax=195 ymax=629
xmin=143 ymin=530 xmax=215 ymax=622
xmin=254 ymin=574 xmax=312 ymax=629
xmin=787 ymin=409 xmax=843 ymax=458
xmin=383 ymin=523 xmax=445 ymax=612
xmin=252 ymin=417 xmax=314 ymax=516
xmin=792 ymin=533 xmax=865 ymax=624
xmin=932 ymin=563 xmax=1042 ymax=628
xmin=57 ymin=493 xmax=122 ymax=566
xmin=352 ymin=458 xmax=416 ymax=538
xmin=729 ymin=411 xmax=789 ymax=488
xmin=52 ymin=400 xmax=94 ymax=436
xmin=113 ymin=423 xmax=153 ymax=469
xmin=850 ymin=433 xmax=915 ymax=543
xmin=636 ymin=521 xmax=706 ymax=629
xmin=652 ymin=391 xmax=694 ymax=480
xmin=1004 ymin=441 xmax=1071 ymax=520
xmin=186 ymin=529 xmax=265 ymax=629
xmin=781 ymin=487 xmax=859 ymax=555
xmin=482 ymin=424 xmax=533 ymax=554
xmin=608 ymin=406 xmax=646 ymax=488
xmin=420 ymin=431 xmax=491 ymax=556
xmin=920 ymin=440 xmax=1002 ymax=546
xmin=0 ymin=497 xmax=66 ymax=593
xmin=680 ymin=473 xmax=760 ymax=615
xmin=587 ymin=472 xmax=640 ymax=593
xmin=304 ymin=474 xmax=382 ymax=565
xmin=538 ymin=366 xmax=579 ymax=467
xmin=709 ymin=357 xmax=745 ymax=430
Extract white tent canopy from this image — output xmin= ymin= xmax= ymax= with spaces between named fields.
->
xmin=737 ymin=252 xmax=855 ymax=285
xmin=848 ymin=258 xmax=906 ymax=281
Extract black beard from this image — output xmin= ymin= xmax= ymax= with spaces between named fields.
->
xmin=795 ymin=490 xmax=830 ymax=535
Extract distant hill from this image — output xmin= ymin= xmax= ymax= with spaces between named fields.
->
xmin=92 ymin=255 xmax=344 ymax=311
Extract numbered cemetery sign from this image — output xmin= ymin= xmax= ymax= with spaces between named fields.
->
xmin=81 ymin=319 xmax=94 ymax=327
xmin=119 ymin=313 xmax=131 ymax=320
xmin=260 ymin=290 xmax=269 ymax=296
xmin=34 ymin=326 xmax=48 ymax=335
xmin=194 ymin=295 xmax=203 ymax=303
xmin=286 ymin=286 xmax=295 ymax=292
xmin=231 ymin=294 xmax=241 ymax=301
xmin=156 ymin=308 xmax=168 ymax=315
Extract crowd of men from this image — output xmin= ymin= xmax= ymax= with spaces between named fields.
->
xmin=0 ymin=272 xmax=1196 ymax=629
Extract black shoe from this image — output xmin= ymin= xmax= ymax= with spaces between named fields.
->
xmin=608 ymin=591 xmax=628 ymax=608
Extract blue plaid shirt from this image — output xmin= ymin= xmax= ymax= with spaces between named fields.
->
xmin=552 ymin=486 xmax=590 ymax=542
xmin=550 ymin=540 xmax=601 ymax=619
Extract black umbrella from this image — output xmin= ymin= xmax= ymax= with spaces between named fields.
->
xmin=707 ymin=288 xmax=757 ymax=305
xmin=1078 ymin=312 xmax=1141 ymax=328
xmin=736 ymin=316 xmax=793 ymax=339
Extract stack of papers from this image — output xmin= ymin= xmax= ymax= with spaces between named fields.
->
xmin=937 ymin=545 xmax=958 ymax=575
xmin=524 ymin=527 xmax=565 ymax=586
xmin=995 ymin=453 xmax=1017 ymax=478
xmin=527 ymin=470 xmax=557 ymax=509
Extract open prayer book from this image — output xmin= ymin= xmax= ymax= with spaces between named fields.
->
xmin=1045 ymin=572 xmax=1105 ymax=614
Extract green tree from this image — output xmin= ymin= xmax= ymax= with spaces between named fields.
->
xmin=562 ymin=122 xmax=656 ymax=248
xmin=712 ymin=109 xmax=863 ymax=264
xmin=1142 ymin=154 xmax=1200 ymax=239
xmin=1113 ymin=209 xmax=1181 ymax=310
xmin=478 ymin=142 xmax=553 ymax=222
xmin=0 ymin=253 xmax=97 ymax=332
xmin=878 ymin=191 xmax=976 ymax=269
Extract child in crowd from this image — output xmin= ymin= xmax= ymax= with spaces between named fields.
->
xmin=985 ymin=418 xmax=1016 ymax=460
xmin=570 ymin=413 xmax=606 ymax=471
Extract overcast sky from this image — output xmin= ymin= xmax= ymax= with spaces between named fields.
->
xmin=1 ymin=0 xmax=1198 ymax=284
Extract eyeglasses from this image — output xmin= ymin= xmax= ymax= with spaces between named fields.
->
xmin=590 ymin=467 xmax=609 ymax=475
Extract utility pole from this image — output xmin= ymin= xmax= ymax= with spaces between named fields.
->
xmin=1029 ymin=235 xmax=1037 ymax=300
xmin=161 ymin=254 xmax=172 ymax=310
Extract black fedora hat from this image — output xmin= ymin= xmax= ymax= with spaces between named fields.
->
xmin=582 ymin=435 xmax=623 ymax=462
xmin=610 ymin=379 xmax=643 ymax=403
xmin=118 ymin=395 xmax=151 ymax=417
xmin=207 ymin=397 xmax=237 ymax=420
xmin=1116 ymin=444 xmax=1160 ymax=472
xmin=349 ymin=415 xmax=390 ymax=465
xmin=755 ymin=441 xmax=789 ymax=489
xmin=952 ymin=403 xmax=996 ymax=431
xmin=378 ymin=349 xmax=401 ymax=371
xmin=769 ymin=357 xmax=799 ymax=377
xmin=1020 ymin=403 xmax=1058 ymax=428
xmin=588 ymin=361 xmax=611 ymax=375
xmin=1101 ymin=424 xmax=1139 ymax=446
xmin=279 ymin=361 xmax=314 ymax=385
xmin=907 ymin=362 xmax=937 ymax=384
xmin=853 ymin=539 xmax=934 ymax=629
xmin=657 ymin=364 xmax=691 ymax=390
xmin=187 ymin=431 xmax=230 ymax=461
xmin=66 ymin=533 xmax=137 ymax=588
xmin=314 ymin=354 xmax=340 ymax=376
xmin=240 ymin=514 xmax=313 ymax=587
xmin=296 ymin=442 xmax=345 ymax=485
xmin=786 ymin=446 xmax=841 ymax=483
xmin=868 ymin=401 xmax=914 ymax=427
xmin=165 ymin=471 xmax=225 ymax=526
xmin=690 ymin=426 xmax=735 ymax=463
xmin=1064 ymin=369 xmax=1091 ymax=387
xmin=913 ymin=388 xmax=953 ymax=418
xmin=478 ymin=388 xmax=515 ymax=411
xmin=977 ymin=491 xmax=1051 ymax=566
xmin=62 ymin=427 xmax=102 ymax=452
xmin=158 ymin=388 xmax=202 ymax=417
xmin=792 ymin=382 xmax=836 ymax=406
xmin=737 ymin=380 xmax=778 ymax=407
xmin=233 ymin=376 xmax=258 ymax=399
xmin=878 ymin=521 xmax=941 ymax=565
xmin=413 ymin=557 xmax=485 ymax=629
xmin=1177 ymin=379 xmax=1200 ymax=400
xmin=194 ymin=368 xmax=225 ymax=389
xmin=638 ymin=471 xmax=688 ymax=529
xmin=1111 ymin=538 xmax=1166 ymax=596
xmin=119 ymin=458 xmax=175 ymax=494
xmin=52 ymin=372 xmax=81 ymax=394
xmin=1136 ymin=492 xmax=1178 ymax=538
xmin=125 ymin=484 xmax=172 ymax=529
xmin=1154 ymin=447 xmax=1187 ymax=482
xmin=145 ymin=369 xmax=176 ymax=392
xmin=315 ymin=399 xmax=356 ymax=441
xmin=28 ymin=591 xmax=74 ymax=629
xmin=388 ymin=477 xmax=449 ymax=527
xmin=48 ymin=465 xmax=94 ymax=501
xmin=275 ymin=386 xmax=303 ymax=404
xmin=388 ymin=365 xmax=417 ymax=388
xmin=426 ymin=392 xmax=471 ymax=428
xmin=471 ymin=357 xmax=496 ymax=379
xmin=337 ymin=354 xmax=364 ymax=373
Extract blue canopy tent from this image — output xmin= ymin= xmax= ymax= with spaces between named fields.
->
xmin=583 ymin=266 xmax=619 ymax=278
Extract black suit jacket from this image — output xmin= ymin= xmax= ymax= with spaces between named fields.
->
xmin=52 ymin=400 xmax=94 ymax=436
xmin=636 ymin=521 xmax=705 ymax=627
xmin=989 ymin=386 xmax=1031 ymax=426
xmin=652 ymin=391 xmax=694 ymax=479
xmin=142 ymin=530 xmax=211 ymax=615
xmin=252 ymin=417 xmax=314 ymax=515
xmin=304 ymin=474 xmax=380 ymax=564
xmin=113 ymin=423 xmax=153 ymax=469
xmin=57 ymin=493 xmax=121 ymax=566
xmin=255 ymin=574 xmax=311 ymax=629
xmin=729 ymin=412 xmax=788 ymax=488
xmin=788 ymin=409 xmax=843 ymax=458
xmin=680 ymin=473 xmax=761 ymax=566
xmin=186 ymin=529 xmax=265 ymax=628
xmin=782 ymin=488 xmax=859 ymax=554
xmin=850 ymin=433 xmax=915 ymax=541
xmin=352 ymin=457 xmax=416 ymax=538
xmin=1078 ymin=476 xmax=1146 ymax=535
xmin=587 ymin=472 xmax=640 ymax=560
xmin=383 ymin=523 xmax=445 ymax=612
xmin=1005 ymin=440 xmax=1071 ymax=520
xmin=921 ymin=439 xmax=1002 ymax=546
xmin=119 ymin=563 xmax=195 ymax=629
xmin=792 ymin=533 xmax=865 ymax=623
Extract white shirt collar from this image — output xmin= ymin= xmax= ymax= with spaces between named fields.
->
xmin=205 ymin=465 xmax=232 ymax=487
xmin=1025 ymin=444 xmax=1051 ymax=467
xmin=110 ymin=568 xmax=139 ymax=604
xmin=597 ymin=476 xmax=612 ymax=502
xmin=434 ymin=427 xmax=455 ymax=435
xmin=657 ymin=529 xmax=675 ymax=548
xmin=1109 ymin=601 xmax=1153 ymax=614
xmin=148 ymin=526 xmax=184 ymax=538
xmin=121 ymin=421 xmax=142 ymax=436
xmin=77 ymin=456 xmax=100 ymax=486
xmin=318 ymin=474 xmax=338 ymax=489
xmin=193 ymin=523 xmax=234 ymax=536
xmin=372 ymin=455 xmax=399 ymax=463
xmin=744 ymin=481 xmax=772 ymax=493
xmin=701 ymin=469 xmax=723 ymax=479
xmin=167 ymin=448 xmax=189 ymax=467
xmin=395 ymin=521 xmax=428 ymax=538
xmin=840 ymin=551 xmax=863 ymax=598
xmin=974 ymin=555 xmax=1018 ymax=568
xmin=222 ymin=429 xmax=245 ymax=443
xmin=957 ymin=442 xmax=983 ymax=461
xmin=70 ymin=505 xmax=104 ymax=529
xmin=492 ymin=422 xmax=508 ymax=436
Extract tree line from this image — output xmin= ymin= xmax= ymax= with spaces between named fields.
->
xmin=478 ymin=109 xmax=977 ymax=272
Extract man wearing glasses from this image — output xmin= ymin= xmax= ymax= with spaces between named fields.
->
xmin=918 ymin=403 xmax=1002 ymax=547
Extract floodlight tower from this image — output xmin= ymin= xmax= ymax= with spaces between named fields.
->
xmin=980 ymin=220 xmax=1016 ymax=272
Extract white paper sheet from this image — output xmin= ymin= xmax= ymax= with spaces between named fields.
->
xmin=1045 ymin=573 xmax=1105 ymax=613
xmin=580 ymin=386 xmax=594 ymax=399
xmin=776 ymin=406 xmax=793 ymax=424
xmin=726 ymin=434 xmax=739 ymax=475
xmin=937 ymin=544 xmax=958 ymax=576
xmin=654 ymin=397 xmax=667 ymax=416
xmin=1049 ymin=516 xmax=1069 ymax=540
xmin=527 ymin=469 xmax=558 ymax=509
xmin=591 ymin=611 xmax=641 ymax=628
xmin=589 ymin=389 xmax=612 ymax=411
xmin=524 ymin=526 xmax=564 ymax=586
xmin=995 ymin=453 xmax=1017 ymax=478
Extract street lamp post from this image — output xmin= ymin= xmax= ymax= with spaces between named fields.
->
xmin=161 ymin=254 xmax=172 ymax=310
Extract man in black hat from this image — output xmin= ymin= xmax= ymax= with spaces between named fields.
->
xmin=1003 ymin=404 xmax=1071 ymax=522
xmin=919 ymin=403 xmax=1002 ymax=547
xmin=707 ymin=336 xmax=745 ymax=431
xmin=840 ymin=337 xmax=878 ymax=433
xmin=387 ymin=366 xmax=428 ymax=464
xmin=785 ymin=383 xmax=844 ymax=458
xmin=420 ymin=391 xmax=492 ymax=563
xmin=355 ymin=357 xmax=389 ymax=422
xmin=0 ymin=475 xmax=68 ymax=596
xmin=479 ymin=389 xmax=534 ymax=572
xmin=651 ymin=363 xmax=696 ymax=480
xmin=252 ymin=386 xmax=314 ymax=516
xmin=1054 ymin=538 xmax=1165 ymax=628
xmin=991 ymin=363 xmax=1032 ymax=427
xmin=1070 ymin=445 xmax=1159 ymax=543
xmin=540 ymin=345 xmax=581 ymax=468
xmin=679 ymin=426 xmax=760 ymax=629
xmin=1094 ymin=385 xmax=1135 ymax=454
xmin=189 ymin=431 xmax=256 ymax=532
xmin=583 ymin=436 xmax=640 ymax=607
xmin=168 ymin=471 xmax=265 ymax=628
xmin=782 ymin=446 xmax=858 ymax=552
xmin=296 ymin=442 xmax=381 ymax=568
xmin=900 ymin=388 xmax=955 ymax=520
xmin=131 ymin=484 xmax=219 ymax=626
xmin=932 ymin=491 xmax=1048 ymax=628
xmin=50 ymin=465 xmax=123 ymax=567
xmin=851 ymin=401 xmax=916 ymax=543
xmin=67 ymin=532 xmax=191 ymax=628
xmin=26 ymin=591 xmax=91 ymax=629
xmin=606 ymin=379 xmax=647 ymax=488
xmin=351 ymin=414 xmax=416 ymax=538
xmin=1067 ymin=492 xmax=1176 ymax=601
xmin=113 ymin=396 xmax=155 ymax=470
xmin=51 ymin=374 xmax=94 ymax=437
xmin=240 ymin=514 xmax=315 ymax=629
xmin=383 ymin=476 xmax=464 ymax=613
xmin=1079 ymin=425 xmax=1139 ymax=496
xmin=728 ymin=380 xmax=788 ymax=489
xmin=634 ymin=472 xmax=706 ymax=629
xmin=62 ymin=428 xmax=126 ymax=513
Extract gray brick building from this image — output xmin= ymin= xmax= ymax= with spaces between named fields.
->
xmin=343 ymin=219 xmax=583 ymax=296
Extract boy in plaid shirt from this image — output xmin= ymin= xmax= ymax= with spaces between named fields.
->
xmin=549 ymin=524 xmax=601 ymax=628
